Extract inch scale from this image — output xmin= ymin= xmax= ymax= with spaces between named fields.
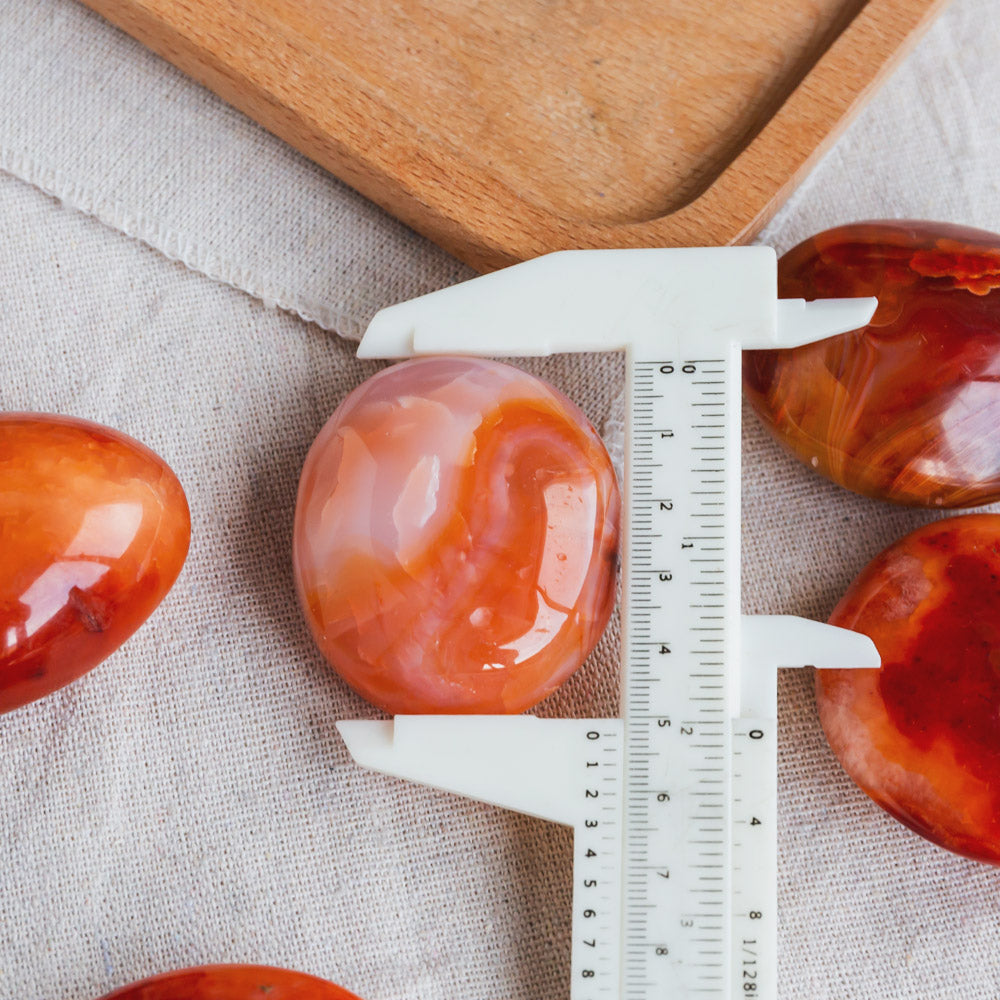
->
xmin=337 ymin=247 xmax=879 ymax=999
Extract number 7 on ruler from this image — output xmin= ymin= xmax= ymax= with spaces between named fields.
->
xmin=338 ymin=247 xmax=880 ymax=1000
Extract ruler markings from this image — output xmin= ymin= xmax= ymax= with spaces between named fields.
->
xmin=625 ymin=356 xmax=735 ymax=1000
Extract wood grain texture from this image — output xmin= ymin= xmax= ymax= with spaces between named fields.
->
xmin=80 ymin=0 xmax=948 ymax=271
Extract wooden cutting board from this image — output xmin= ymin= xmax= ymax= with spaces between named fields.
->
xmin=82 ymin=0 xmax=947 ymax=271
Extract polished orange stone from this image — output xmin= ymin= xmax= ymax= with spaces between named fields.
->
xmin=818 ymin=514 xmax=1000 ymax=864
xmin=744 ymin=220 xmax=1000 ymax=507
xmin=96 ymin=965 xmax=362 ymax=999
xmin=293 ymin=357 xmax=621 ymax=714
xmin=0 ymin=414 xmax=190 ymax=714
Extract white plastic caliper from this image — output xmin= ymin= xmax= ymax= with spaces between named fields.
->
xmin=337 ymin=247 xmax=879 ymax=1000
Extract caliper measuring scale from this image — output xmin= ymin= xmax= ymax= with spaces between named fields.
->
xmin=337 ymin=247 xmax=880 ymax=1000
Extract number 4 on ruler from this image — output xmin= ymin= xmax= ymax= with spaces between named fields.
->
xmin=338 ymin=248 xmax=880 ymax=1000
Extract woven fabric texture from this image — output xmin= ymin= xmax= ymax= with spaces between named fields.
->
xmin=1 ymin=1 xmax=999 ymax=998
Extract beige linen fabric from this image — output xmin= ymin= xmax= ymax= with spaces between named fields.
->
xmin=1 ymin=1 xmax=1000 ymax=998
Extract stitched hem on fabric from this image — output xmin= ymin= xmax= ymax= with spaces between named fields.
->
xmin=0 ymin=145 xmax=364 ymax=339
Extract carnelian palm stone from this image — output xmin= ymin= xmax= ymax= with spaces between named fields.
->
xmin=96 ymin=965 xmax=362 ymax=999
xmin=0 ymin=414 xmax=190 ymax=713
xmin=744 ymin=220 xmax=1000 ymax=507
xmin=293 ymin=357 xmax=621 ymax=715
xmin=819 ymin=514 xmax=1000 ymax=864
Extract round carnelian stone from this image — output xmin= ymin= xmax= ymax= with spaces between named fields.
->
xmin=818 ymin=513 xmax=1000 ymax=864
xmin=744 ymin=220 xmax=1000 ymax=506
xmin=293 ymin=357 xmax=621 ymax=714
xmin=0 ymin=414 xmax=190 ymax=714
xmin=96 ymin=965 xmax=362 ymax=999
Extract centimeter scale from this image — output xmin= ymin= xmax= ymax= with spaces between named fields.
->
xmin=337 ymin=248 xmax=880 ymax=1000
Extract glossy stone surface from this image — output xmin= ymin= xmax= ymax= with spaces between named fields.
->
xmin=0 ymin=414 xmax=190 ymax=714
xmin=818 ymin=514 xmax=1000 ymax=864
xmin=744 ymin=220 xmax=1000 ymax=507
xmin=97 ymin=965 xmax=362 ymax=999
xmin=294 ymin=357 xmax=621 ymax=714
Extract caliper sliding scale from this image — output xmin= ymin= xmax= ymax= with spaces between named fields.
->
xmin=337 ymin=248 xmax=880 ymax=1000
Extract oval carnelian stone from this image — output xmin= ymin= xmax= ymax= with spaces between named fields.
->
xmin=0 ymin=414 xmax=190 ymax=714
xmin=744 ymin=220 xmax=1000 ymax=507
xmin=818 ymin=513 xmax=1000 ymax=864
xmin=96 ymin=965 xmax=362 ymax=999
xmin=293 ymin=357 xmax=621 ymax=714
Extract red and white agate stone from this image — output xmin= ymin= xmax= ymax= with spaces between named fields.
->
xmin=819 ymin=514 xmax=1000 ymax=864
xmin=293 ymin=357 xmax=621 ymax=714
xmin=0 ymin=414 xmax=190 ymax=714
xmin=744 ymin=220 xmax=1000 ymax=507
